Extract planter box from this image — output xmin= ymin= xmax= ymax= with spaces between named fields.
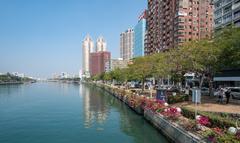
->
xmin=144 ymin=109 xmax=205 ymax=143
xmin=94 ymin=83 xmax=204 ymax=143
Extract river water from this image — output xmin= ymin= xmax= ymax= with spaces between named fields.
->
xmin=0 ymin=83 xmax=168 ymax=143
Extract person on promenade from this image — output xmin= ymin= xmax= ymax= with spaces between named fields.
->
xmin=217 ymin=88 xmax=224 ymax=104
xmin=225 ymin=88 xmax=231 ymax=104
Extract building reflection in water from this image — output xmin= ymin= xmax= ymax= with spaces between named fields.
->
xmin=80 ymin=84 xmax=109 ymax=129
xmin=0 ymin=84 xmax=24 ymax=97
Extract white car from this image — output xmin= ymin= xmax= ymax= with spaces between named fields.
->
xmin=230 ymin=87 xmax=240 ymax=100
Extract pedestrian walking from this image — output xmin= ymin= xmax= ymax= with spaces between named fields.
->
xmin=225 ymin=88 xmax=231 ymax=104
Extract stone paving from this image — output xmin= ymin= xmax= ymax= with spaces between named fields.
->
xmin=174 ymin=96 xmax=240 ymax=114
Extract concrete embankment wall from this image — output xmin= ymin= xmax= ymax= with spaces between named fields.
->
xmin=91 ymin=83 xmax=205 ymax=143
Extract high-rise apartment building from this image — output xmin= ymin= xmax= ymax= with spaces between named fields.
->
xmin=96 ymin=36 xmax=107 ymax=52
xmin=145 ymin=0 xmax=213 ymax=55
xmin=89 ymin=51 xmax=111 ymax=76
xmin=213 ymin=0 xmax=240 ymax=29
xmin=120 ymin=29 xmax=134 ymax=60
xmin=133 ymin=10 xmax=147 ymax=58
xmin=108 ymin=58 xmax=128 ymax=72
xmin=145 ymin=0 xmax=160 ymax=55
xmin=82 ymin=34 xmax=94 ymax=77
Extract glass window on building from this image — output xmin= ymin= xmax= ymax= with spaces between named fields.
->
xmin=215 ymin=1 xmax=222 ymax=9
xmin=215 ymin=17 xmax=222 ymax=25
xmin=223 ymin=13 xmax=232 ymax=23
xmin=214 ymin=9 xmax=222 ymax=17
xmin=234 ymin=10 xmax=240 ymax=18
xmin=223 ymin=5 xmax=232 ymax=14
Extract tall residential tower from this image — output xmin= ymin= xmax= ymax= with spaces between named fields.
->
xmin=133 ymin=10 xmax=147 ymax=58
xmin=96 ymin=36 xmax=107 ymax=52
xmin=213 ymin=0 xmax=240 ymax=29
xmin=82 ymin=34 xmax=94 ymax=78
xmin=145 ymin=0 xmax=214 ymax=55
xmin=120 ymin=29 xmax=134 ymax=60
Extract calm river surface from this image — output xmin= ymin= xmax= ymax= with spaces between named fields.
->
xmin=0 ymin=83 xmax=168 ymax=143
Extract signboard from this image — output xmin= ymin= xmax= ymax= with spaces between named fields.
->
xmin=156 ymin=89 xmax=167 ymax=101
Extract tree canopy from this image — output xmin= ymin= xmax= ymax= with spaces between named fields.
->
xmin=92 ymin=26 xmax=240 ymax=90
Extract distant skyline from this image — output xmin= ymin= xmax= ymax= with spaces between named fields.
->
xmin=0 ymin=0 xmax=146 ymax=78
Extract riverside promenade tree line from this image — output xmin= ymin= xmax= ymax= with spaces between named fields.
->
xmin=91 ymin=26 xmax=240 ymax=94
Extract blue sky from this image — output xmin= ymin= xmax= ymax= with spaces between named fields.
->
xmin=0 ymin=0 xmax=146 ymax=78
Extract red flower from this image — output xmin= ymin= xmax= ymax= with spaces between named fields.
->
xmin=197 ymin=116 xmax=211 ymax=126
xmin=212 ymin=127 xmax=223 ymax=136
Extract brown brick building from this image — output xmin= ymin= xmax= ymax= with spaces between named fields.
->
xmin=89 ymin=51 xmax=111 ymax=76
xmin=145 ymin=0 xmax=214 ymax=55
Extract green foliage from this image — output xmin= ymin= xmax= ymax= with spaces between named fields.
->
xmin=91 ymin=26 xmax=240 ymax=90
xmin=103 ymin=72 xmax=112 ymax=81
xmin=0 ymin=73 xmax=35 ymax=83
xmin=151 ymin=53 xmax=170 ymax=79
xmin=167 ymin=94 xmax=189 ymax=104
xmin=112 ymin=68 xmax=128 ymax=83
xmin=214 ymin=26 xmax=240 ymax=69
xmin=216 ymin=133 xmax=240 ymax=143
xmin=128 ymin=56 xmax=154 ymax=90
xmin=181 ymin=107 xmax=236 ymax=129
xmin=202 ymin=129 xmax=240 ymax=143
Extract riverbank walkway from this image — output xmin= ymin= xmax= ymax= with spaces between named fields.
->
xmin=116 ymin=86 xmax=240 ymax=114
xmin=173 ymin=95 xmax=240 ymax=114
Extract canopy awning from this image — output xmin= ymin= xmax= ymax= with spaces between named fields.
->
xmin=213 ymin=77 xmax=240 ymax=81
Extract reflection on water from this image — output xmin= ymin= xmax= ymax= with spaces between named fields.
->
xmin=0 ymin=83 xmax=168 ymax=143
xmin=0 ymin=84 xmax=24 ymax=96
xmin=80 ymin=84 xmax=169 ymax=143
xmin=81 ymin=84 xmax=109 ymax=128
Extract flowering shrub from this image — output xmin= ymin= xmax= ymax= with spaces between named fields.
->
xmin=128 ymin=96 xmax=147 ymax=108
xmin=236 ymin=130 xmax=240 ymax=140
xmin=143 ymin=99 xmax=165 ymax=112
xmin=163 ymin=107 xmax=181 ymax=120
xmin=212 ymin=127 xmax=223 ymax=136
xmin=197 ymin=116 xmax=211 ymax=127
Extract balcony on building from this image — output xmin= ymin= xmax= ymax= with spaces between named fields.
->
xmin=222 ymin=13 xmax=232 ymax=24
xmin=222 ymin=0 xmax=233 ymax=7
xmin=234 ymin=9 xmax=240 ymax=19
xmin=233 ymin=0 xmax=240 ymax=9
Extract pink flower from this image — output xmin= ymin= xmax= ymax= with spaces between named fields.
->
xmin=163 ymin=107 xmax=181 ymax=119
xmin=197 ymin=116 xmax=211 ymax=126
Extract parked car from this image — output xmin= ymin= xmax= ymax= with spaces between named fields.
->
xmin=230 ymin=87 xmax=240 ymax=100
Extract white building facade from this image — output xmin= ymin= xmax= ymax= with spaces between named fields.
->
xmin=96 ymin=36 xmax=107 ymax=52
xmin=82 ymin=35 xmax=94 ymax=78
xmin=120 ymin=29 xmax=134 ymax=61
xmin=214 ymin=0 xmax=240 ymax=29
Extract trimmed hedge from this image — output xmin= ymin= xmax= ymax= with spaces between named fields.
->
xmin=181 ymin=107 xmax=236 ymax=129
xmin=167 ymin=94 xmax=189 ymax=104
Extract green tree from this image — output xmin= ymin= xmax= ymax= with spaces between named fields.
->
xmin=129 ymin=56 xmax=154 ymax=91
xmin=151 ymin=53 xmax=170 ymax=86
xmin=111 ymin=68 xmax=127 ymax=84
xmin=103 ymin=72 xmax=112 ymax=82
xmin=214 ymin=26 xmax=240 ymax=69
xmin=164 ymin=48 xmax=186 ymax=85
xmin=179 ymin=40 xmax=220 ymax=95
